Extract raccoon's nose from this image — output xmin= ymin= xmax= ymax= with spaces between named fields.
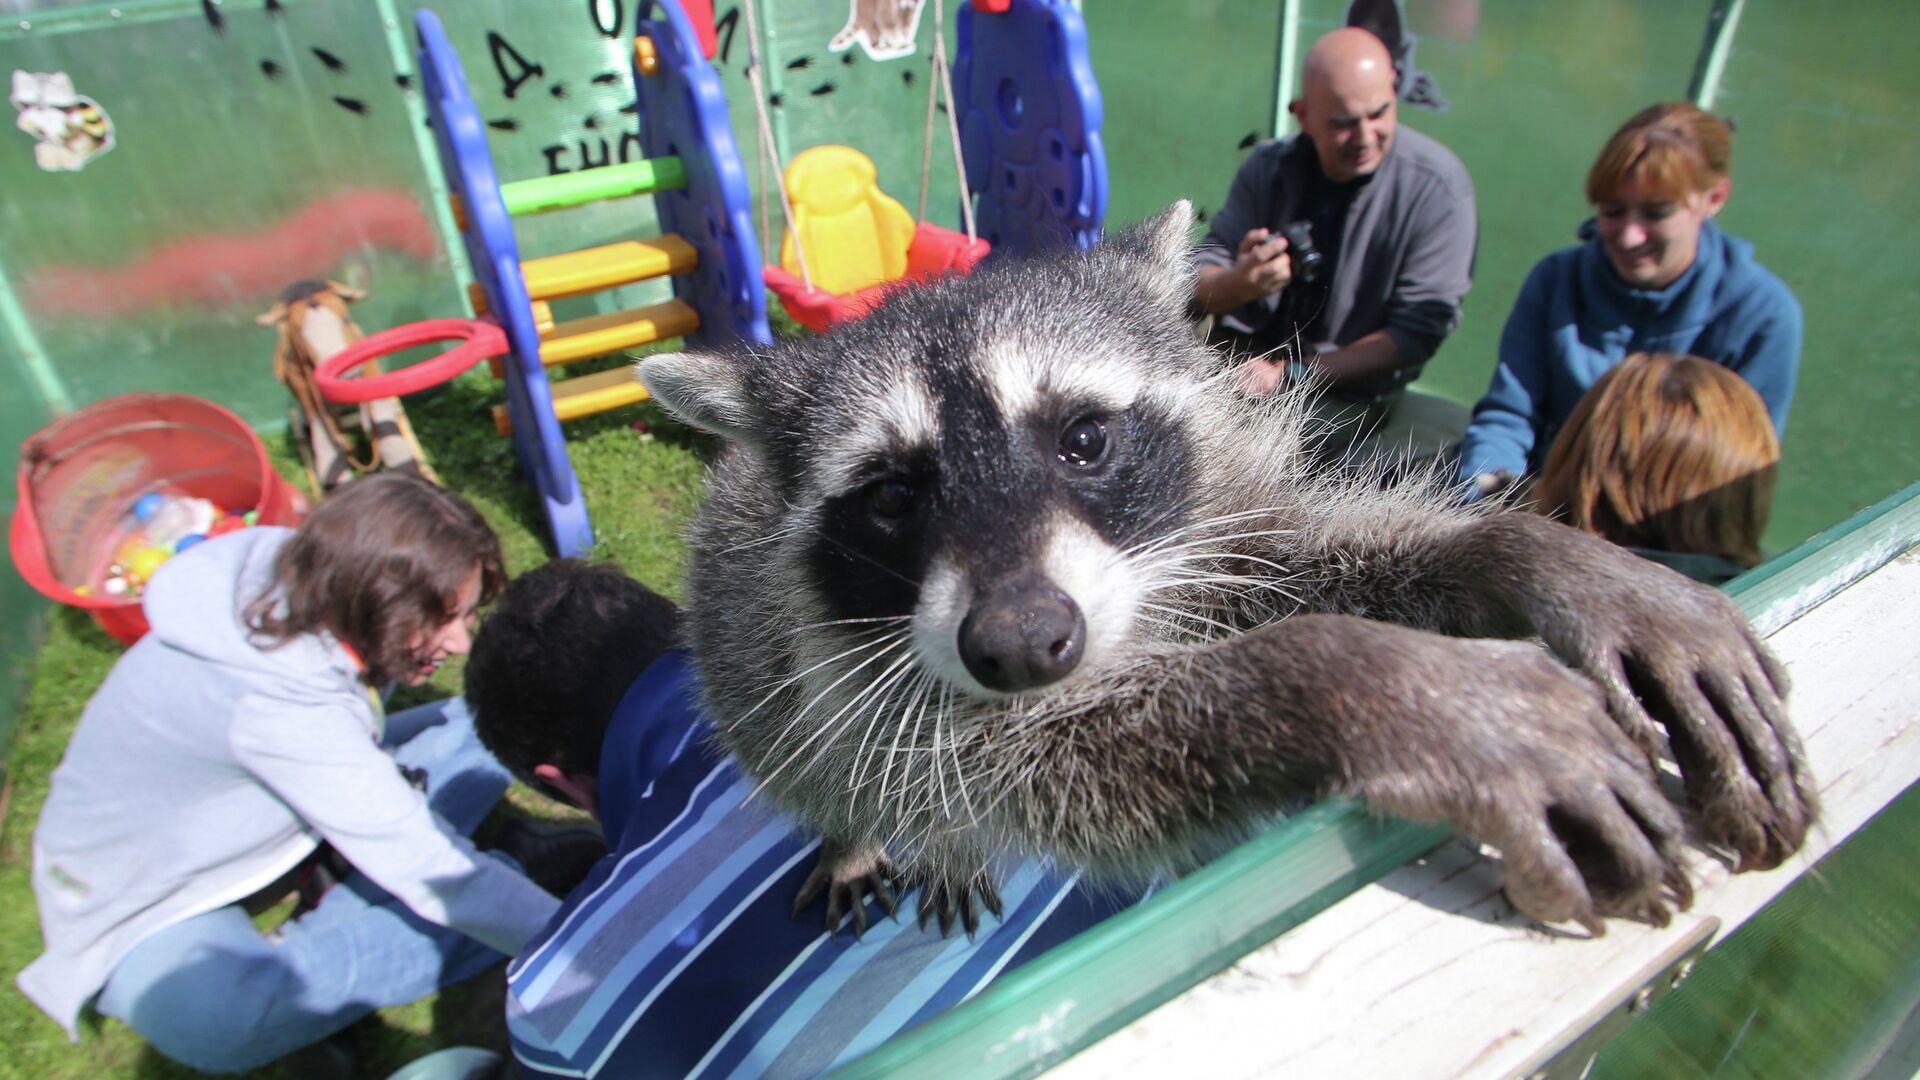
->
xmin=958 ymin=575 xmax=1086 ymax=693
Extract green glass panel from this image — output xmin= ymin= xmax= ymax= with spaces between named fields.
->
xmin=1699 ymin=1 xmax=1920 ymax=556
xmin=1593 ymin=777 xmax=1920 ymax=1079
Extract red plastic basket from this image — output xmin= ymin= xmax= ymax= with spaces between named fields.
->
xmin=10 ymin=393 xmax=306 ymax=644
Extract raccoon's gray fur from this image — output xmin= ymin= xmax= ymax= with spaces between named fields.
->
xmin=637 ymin=202 xmax=1815 ymax=935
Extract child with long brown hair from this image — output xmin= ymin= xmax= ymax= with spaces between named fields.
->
xmin=1535 ymin=351 xmax=1779 ymax=583
xmin=20 ymin=473 xmax=573 ymax=1074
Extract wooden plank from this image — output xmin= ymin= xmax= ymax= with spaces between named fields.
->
xmin=1049 ymin=550 xmax=1920 ymax=1079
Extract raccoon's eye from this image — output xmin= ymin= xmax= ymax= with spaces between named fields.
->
xmin=1058 ymin=417 xmax=1109 ymax=468
xmin=867 ymin=479 xmax=915 ymax=520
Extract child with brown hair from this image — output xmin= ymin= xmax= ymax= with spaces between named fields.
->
xmin=1534 ymin=351 xmax=1780 ymax=583
xmin=19 ymin=473 xmax=578 ymax=1074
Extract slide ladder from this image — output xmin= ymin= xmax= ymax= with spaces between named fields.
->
xmin=415 ymin=1 xmax=767 ymax=555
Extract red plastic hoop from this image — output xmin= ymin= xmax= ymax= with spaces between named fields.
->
xmin=315 ymin=318 xmax=509 ymax=404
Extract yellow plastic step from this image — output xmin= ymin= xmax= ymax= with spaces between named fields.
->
xmin=493 ymin=366 xmax=651 ymax=435
xmin=468 ymin=236 xmax=699 ymax=314
xmin=524 ymin=236 xmax=697 ymax=301
xmin=466 ymin=287 xmax=555 ymax=334
xmin=485 ymin=298 xmax=700 ymax=377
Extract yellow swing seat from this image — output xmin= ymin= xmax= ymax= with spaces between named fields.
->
xmin=763 ymin=145 xmax=988 ymax=332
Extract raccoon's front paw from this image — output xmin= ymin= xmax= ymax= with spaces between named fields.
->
xmin=1356 ymin=639 xmax=1693 ymax=934
xmin=1532 ymin=552 xmax=1816 ymax=871
xmin=793 ymin=839 xmax=899 ymax=940
xmin=914 ymin=867 xmax=1003 ymax=939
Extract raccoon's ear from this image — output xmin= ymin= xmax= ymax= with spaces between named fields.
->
xmin=1117 ymin=200 xmax=1198 ymax=309
xmin=635 ymin=352 xmax=761 ymax=446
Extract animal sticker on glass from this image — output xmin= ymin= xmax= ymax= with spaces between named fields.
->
xmin=10 ymin=71 xmax=115 ymax=172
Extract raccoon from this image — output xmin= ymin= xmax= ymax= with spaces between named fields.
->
xmin=636 ymin=202 xmax=1815 ymax=937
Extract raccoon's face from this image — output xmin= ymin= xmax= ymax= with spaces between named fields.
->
xmin=642 ymin=202 xmax=1213 ymax=700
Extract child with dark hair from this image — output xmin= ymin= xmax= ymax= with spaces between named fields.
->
xmin=466 ymin=560 xmax=1142 ymax=1079
xmin=19 ymin=473 xmax=571 ymax=1075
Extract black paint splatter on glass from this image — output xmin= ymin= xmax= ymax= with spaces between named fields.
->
xmin=489 ymin=118 xmax=521 ymax=132
xmin=810 ymin=82 xmax=836 ymax=96
xmin=769 ymin=92 xmax=785 ymax=108
xmin=902 ymin=70 xmax=914 ymax=85
xmin=842 ymin=53 xmax=856 ymax=66
xmin=550 ymin=82 xmax=568 ymax=99
xmin=261 ymin=59 xmax=282 ymax=80
xmin=584 ymin=115 xmax=600 ymax=129
xmin=1237 ymin=131 xmax=1258 ymax=150
xmin=714 ymin=7 xmax=739 ymax=63
xmin=592 ymin=71 xmax=622 ymax=86
xmin=786 ymin=56 xmax=813 ymax=71
xmin=265 ymin=0 xmax=283 ymax=14
xmin=1196 ymin=207 xmax=1209 ymax=223
xmin=313 ymin=47 xmax=348 ymax=74
xmin=618 ymin=100 xmax=639 ymax=115
xmin=200 ymin=0 xmax=224 ymax=34
xmin=333 ymin=96 xmax=369 ymax=115
xmin=396 ymin=73 xmax=413 ymax=90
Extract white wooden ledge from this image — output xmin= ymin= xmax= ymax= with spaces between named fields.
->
xmin=1053 ymin=549 xmax=1920 ymax=1079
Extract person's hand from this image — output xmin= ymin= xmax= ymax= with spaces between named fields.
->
xmin=1233 ymin=227 xmax=1293 ymax=298
xmin=1469 ymin=469 xmax=1518 ymax=501
xmin=1233 ymin=356 xmax=1289 ymax=396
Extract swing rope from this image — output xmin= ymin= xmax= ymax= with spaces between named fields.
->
xmin=919 ymin=0 xmax=976 ymax=243
xmin=740 ymin=0 xmax=813 ymax=290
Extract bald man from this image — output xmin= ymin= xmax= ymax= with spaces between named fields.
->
xmin=1194 ymin=27 xmax=1477 ymax=456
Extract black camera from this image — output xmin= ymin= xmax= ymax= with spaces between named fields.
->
xmin=1280 ymin=221 xmax=1324 ymax=283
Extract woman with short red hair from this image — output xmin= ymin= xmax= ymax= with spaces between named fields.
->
xmin=1458 ymin=103 xmax=1801 ymax=499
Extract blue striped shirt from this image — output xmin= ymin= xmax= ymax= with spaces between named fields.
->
xmin=506 ymin=651 xmax=1139 ymax=1079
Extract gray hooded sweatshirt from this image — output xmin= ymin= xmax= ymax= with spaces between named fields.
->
xmin=18 ymin=527 xmax=557 ymax=1037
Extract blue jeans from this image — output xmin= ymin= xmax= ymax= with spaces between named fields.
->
xmin=96 ymin=698 xmax=516 ymax=1075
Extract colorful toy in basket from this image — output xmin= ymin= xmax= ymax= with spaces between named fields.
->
xmin=10 ymin=393 xmax=305 ymax=644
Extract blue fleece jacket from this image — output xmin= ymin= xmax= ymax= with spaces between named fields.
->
xmin=1456 ymin=220 xmax=1801 ymax=486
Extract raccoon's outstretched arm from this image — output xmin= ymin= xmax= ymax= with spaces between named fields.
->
xmin=1055 ymin=613 xmax=1693 ymax=933
xmin=1287 ymin=505 xmax=1815 ymax=873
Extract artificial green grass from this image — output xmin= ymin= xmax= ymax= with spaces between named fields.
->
xmin=0 ymin=347 xmax=716 ymax=1078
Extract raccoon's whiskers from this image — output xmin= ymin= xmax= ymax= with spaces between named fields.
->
xmin=779 ymin=614 xmax=914 ymax=641
xmin=753 ymin=631 xmax=914 ymax=790
xmin=841 ymin=656 xmax=930 ymax=793
xmin=1129 ymin=525 xmax=1297 ymax=563
xmin=807 ymin=649 xmax=921 ymax=788
xmin=714 ymin=523 xmax=802 ymax=557
xmin=851 ymin=665 xmax=935 ymax=796
xmin=1135 ymin=601 xmax=1240 ymax=639
xmin=742 ymin=624 xmax=899 ymax=706
xmin=810 ymin=530 xmax=924 ymax=591
xmin=1119 ymin=508 xmax=1286 ymax=560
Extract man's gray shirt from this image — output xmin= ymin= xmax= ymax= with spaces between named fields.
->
xmin=1197 ymin=126 xmax=1477 ymax=396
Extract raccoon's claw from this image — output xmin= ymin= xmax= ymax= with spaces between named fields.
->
xmin=793 ymin=841 xmax=898 ymax=940
xmin=915 ymin=870 xmax=1002 ymax=939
